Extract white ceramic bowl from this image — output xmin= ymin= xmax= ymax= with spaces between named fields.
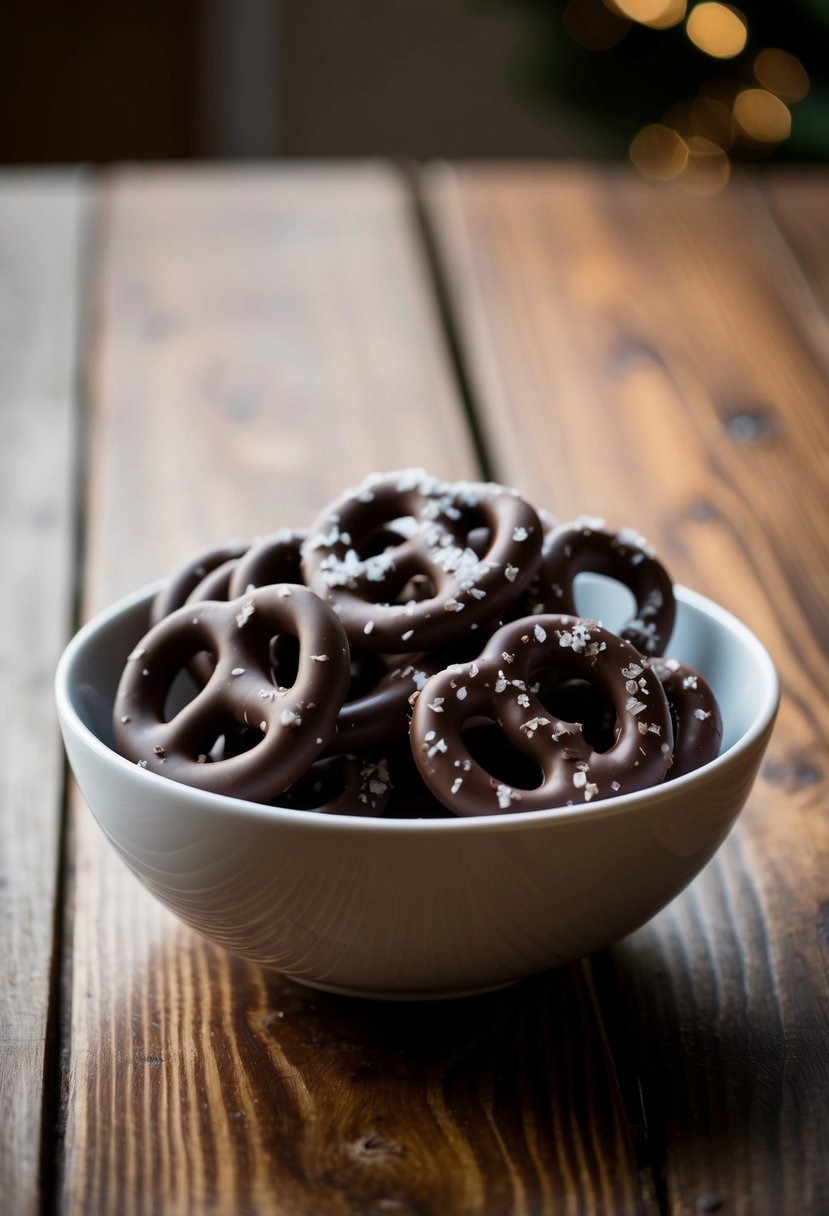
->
xmin=56 ymin=576 xmax=778 ymax=1000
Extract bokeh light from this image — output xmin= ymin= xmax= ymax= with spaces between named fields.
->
xmin=733 ymin=88 xmax=792 ymax=142
xmin=677 ymin=135 xmax=731 ymax=194
xmin=664 ymin=96 xmax=735 ymax=149
xmin=629 ymin=123 xmax=689 ymax=178
xmin=754 ymin=48 xmax=810 ymax=102
xmin=686 ymin=3 xmax=748 ymax=59
xmin=611 ymin=0 xmax=687 ymax=30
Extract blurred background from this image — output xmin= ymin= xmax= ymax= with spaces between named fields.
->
xmin=1 ymin=1 xmax=827 ymax=188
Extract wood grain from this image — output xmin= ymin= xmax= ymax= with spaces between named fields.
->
xmin=62 ymin=167 xmax=646 ymax=1214
xmin=0 ymin=175 xmax=84 ymax=1216
xmin=423 ymin=164 xmax=829 ymax=1213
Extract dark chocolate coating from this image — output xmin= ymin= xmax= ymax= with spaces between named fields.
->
xmin=650 ymin=658 xmax=723 ymax=779
xmin=411 ymin=614 xmax=673 ymax=816
xmin=150 ymin=540 xmax=250 ymax=626
xmin=228 ymin=529 xmax=306 ymax=597
xmin=301 ymin=470 xmax=544 ymax=653
xmin=523 ymin=519 xmax=676 ymax=657
xmin=273 ymin=752 xmax=392 ymax=816
xmin=187 ymin=559 xmax=239 ymax=605
xmin=328 ymin=653 xmax=433 ymax=754
xmin=113 ymin=585 xmax=351 ymax=803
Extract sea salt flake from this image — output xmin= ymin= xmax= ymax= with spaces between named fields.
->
xmin=513 ymin=526 xmax=529 ymax=542
xmin=520 ymin=715 xmax=549 ymax=737
xmin=534 ymin=623 xmax=547 ymax=643
xmin=235 ymin=601 xmax=255 ymax=628
xmin=310 ymin=654 xmax=329 ymax=662
xmin=427 ymin=737 xmax=448 ymax=758
xmin=279 ymin=709 xmax=302 ymax=728
xmin=456 ymin=686 xmax=468 ymax=700
xmin=231 ymin=667 xmax=245 ymax=676
xmin=694 ymin=708 xmax=712 ymax=720
xmin=495 ymin=783 xmax=521 ymax=809
xmin=364 ymin=620 xmax=375 ymax=635
xmin=505 ymin=564 xmax=519 ymax=582
xmin=626 ymin=697 xmax=647 ymax=715
xmin=682 ymin=675 xmax=699 ymax=690
xmin=451 ymin=777 xmax=463 ymax=795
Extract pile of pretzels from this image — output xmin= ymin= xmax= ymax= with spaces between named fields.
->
xmin=113 ymin=469 xmax=723 ymax=817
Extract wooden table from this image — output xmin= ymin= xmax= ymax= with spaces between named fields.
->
xmin=2 ymin=164 xmax=828 ymax=1216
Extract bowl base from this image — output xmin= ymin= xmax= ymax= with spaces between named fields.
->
xmin=282 ymin=972 xmax=521 ymax=1002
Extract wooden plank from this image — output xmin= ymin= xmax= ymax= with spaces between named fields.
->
xmin=63 ymin=166 xmax=647 ymax=1215
xmin=0 ymin=175 xmax=84 ymax=1216
xmin=423 ymin=164 xmax=829 ymax=1213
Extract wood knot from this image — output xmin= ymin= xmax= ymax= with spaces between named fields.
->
xmin=348 ymin=1133 xmax=404 ymax=1162
xmin=763 ymin=754 xmax=822 ymax=793
xmin=722 ymin=403 xmax=779 ymax=445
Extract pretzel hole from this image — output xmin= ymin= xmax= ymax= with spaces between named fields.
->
xmin=535 ymin=675 xmax=618 ymax=753
xmin=347 ymin=650 xmax=388 ymax=699
xmin=162 ymin=659 xmax=213 ymax=723
xmin=394 ymin=572 xmax=436 ymax=605
xmin=572 ymin=572 xmax=636 ymax=634
xmin=462 ymin=719 xmax=543 ymax=790
xmin=221 ymin=724 xmax=265 ymax=758
xmin=466 ymin=525 xmax=491 ymax=556
xmin=365 ymin=517 xmax=419 ymax=552
xmin=268 ymin=633 xmax=300 ymax=688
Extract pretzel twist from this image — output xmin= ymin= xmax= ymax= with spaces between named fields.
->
xmin=650 ymin=658 xmax=723 ymax=779
xmin=301 ymin=469 xmax=543 ymax=652
xmin=113 ymin=585 xmax=350 ymax=802
xmin=523 ymin=519 xmax=675 ymax=656
xmin=411 ymin=614 xmax=673 ymax=816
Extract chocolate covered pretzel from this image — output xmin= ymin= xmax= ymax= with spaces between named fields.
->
xmin=227 ymin=528 xmax=306 ymax=598
xmin=411 ymin=615 xmax=673 ymax=816
xmin=113 ymin=585 xmax=350 ymax=802
xmin=275 ymin=752 xmax=392 ymax=816
xmin=650 ymin=658 xmax=723 ymax=779
xmin=524 ymin=518 xmax=675 ymax=656
xmin=150 ymin=540 xmax=250 ymax=626
xmin=301 ymin=469 xmax=544 ymax=652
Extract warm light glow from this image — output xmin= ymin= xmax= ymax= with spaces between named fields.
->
xmin=733 ymin=88 xmax=791 ymax=142
xmin=686 ymin=3 xmax=747 ymax=59
xmin=565 ymin=0 xmax=631 ymax=50
xmin=754 ymin=48 xmax=810 ymax=103
xmin=612 ymin=0 xmax=686 ymax=28
xmin=629 ymin=124 xmax=689 ymax=179
xmin=690 ymin=97 xmax=735 ymax=148
xmin=677 ymin=136 xmax=731 ymax=195
xmin=664 ymin=97 xmax=734 ymax=149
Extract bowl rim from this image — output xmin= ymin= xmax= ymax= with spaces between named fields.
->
xmin=55 ymin=580 xmax=780 ymax=836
